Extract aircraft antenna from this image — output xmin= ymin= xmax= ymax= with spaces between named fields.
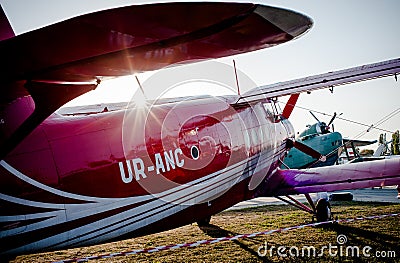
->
xmin=233 ymin=59 xmax=241 ymax=96
xmin=135 ymin=75 xmax=148 ymax=100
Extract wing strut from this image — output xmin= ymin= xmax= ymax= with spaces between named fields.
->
xmin=275 ymin=195 xmax=315 ymax=214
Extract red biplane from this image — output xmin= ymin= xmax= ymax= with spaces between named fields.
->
xmin=0 ymin=2 xmax=399 ymax=259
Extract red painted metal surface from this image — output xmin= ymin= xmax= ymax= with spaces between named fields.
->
xmin=0 ymin=2 xmax=312 ymax=83
xmin=0 ymin=7 xmax=307 ymax=255
xmin=3 ymin=92 xmax=397 ymax=257
xmin=1 ymin=2 xmax=399 ymax=259
xmin=3 ymin=97 xmax=283 ymax=199
xmin=0 ymin=5 xmax=14 ymax=41
xmin=0 ymin=96 xmax=289 ymax=256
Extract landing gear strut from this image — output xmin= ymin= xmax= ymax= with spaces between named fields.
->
xmin=275 ymin=194 xmax=333 ymax=222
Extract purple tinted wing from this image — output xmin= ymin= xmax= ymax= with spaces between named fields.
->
xmin=268 ymin=158 xmax=400 ymax=196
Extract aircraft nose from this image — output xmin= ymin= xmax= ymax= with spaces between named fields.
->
xmin=255 ymin=5 xmax=313 ymax=39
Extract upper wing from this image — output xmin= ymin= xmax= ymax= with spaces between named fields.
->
xmin=239 ymin=58 xmax=400 ymax=103
xmin=265 ymin=158 xmax=400 ymax=196
xmin=0 ymin=2 xmax=312 ymax=84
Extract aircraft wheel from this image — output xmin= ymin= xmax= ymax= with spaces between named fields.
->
xmin=315 ymin=198 xmax=332 ymax=222
xmin=197 ymin=216 xmax=211 ymax=226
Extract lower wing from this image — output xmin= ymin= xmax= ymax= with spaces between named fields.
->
xmin=267 ymin=158 xmax=400 ymax=196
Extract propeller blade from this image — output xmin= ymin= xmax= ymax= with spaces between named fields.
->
xmin=282 ymin=93 xmax=300 ymax=119
xmin=327 ymin=112 xmax=337 ymax=126
xmin=287 ymin=139 xmax=326 ymax=162
xmin=309 ymin=111 xmax=321 ymax=125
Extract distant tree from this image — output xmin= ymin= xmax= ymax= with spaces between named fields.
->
xmin=359 ymin=149 xmax=374 ymax=156
xmin=392 ymin=130 xmax=399 ymax=155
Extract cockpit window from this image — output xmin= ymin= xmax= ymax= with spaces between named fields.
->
xmin=262 ymin=102 xmax=273 ymax=117
xmin=263 ymin=102 xmax=277 ymax=122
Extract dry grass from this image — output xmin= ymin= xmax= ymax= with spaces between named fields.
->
xmin=13 ymin=201 xmax=400 ymax=263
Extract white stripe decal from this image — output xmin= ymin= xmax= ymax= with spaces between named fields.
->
xmin=0 ymin=193 xmax=65 ymax=209
xmin=1 ymin=149 xmax=276 ymax=255
xmin=0 ymin=160 xmax=142 ymax=203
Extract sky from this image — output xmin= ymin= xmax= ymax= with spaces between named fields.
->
xmin=1 ymin=0 xmax=399 ymax=150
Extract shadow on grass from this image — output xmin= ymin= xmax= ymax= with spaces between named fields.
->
xmin=199 ymin=224 xmax=274 ymax=263
xmin=322 ymin=223 xmax=399 ymax=255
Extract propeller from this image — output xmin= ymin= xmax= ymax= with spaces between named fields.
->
xmin=309 ymin=111 xmax=341 ymax=134
xmin=327 ymin=112 xmax=337 ymax=132
xmin=309 ymin=111 xmax=321 ymax=125
xmin=281 ymin=94 xmax=300 ymax=119
xmin=286 ymin=139 xmax=326 ymax=162
xmin=327 ymin=112 xmax=337 ymax=126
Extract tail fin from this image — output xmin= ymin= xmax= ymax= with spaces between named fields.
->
xmin=0 ymin=5 xmax=14 ymax=41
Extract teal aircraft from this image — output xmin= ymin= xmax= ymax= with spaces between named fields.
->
xmin=282 ymin=112 xmax=342 ymax=169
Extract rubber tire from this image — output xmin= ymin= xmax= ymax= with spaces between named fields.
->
xmin=315 ymin=198 xmax=331 ymax=222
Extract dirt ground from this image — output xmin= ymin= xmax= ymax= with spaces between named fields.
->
xmin=12 ymin=201 xmax=400 ymax=263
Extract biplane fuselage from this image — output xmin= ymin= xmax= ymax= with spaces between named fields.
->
xmin=0 ymin=95 xmax=293 ymax=255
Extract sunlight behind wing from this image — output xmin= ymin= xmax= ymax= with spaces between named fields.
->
xmin=62 ymin=74 xmax=149 ymax=107
xmin=161 ymin=80 xmax=236 ymax=99
xmin=62 ymin=72 xmax=237 ymax=108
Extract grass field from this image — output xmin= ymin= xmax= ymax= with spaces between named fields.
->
xmin=13 ymin=201 xmax=400 ymax=262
